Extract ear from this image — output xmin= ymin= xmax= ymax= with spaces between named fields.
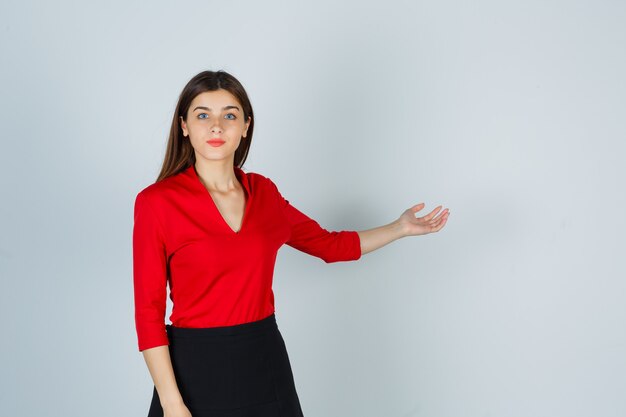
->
xmin=180 ymin=116 xmax=188 ymax=137
xmin=242 ymin=115 xmax=252 ymax=138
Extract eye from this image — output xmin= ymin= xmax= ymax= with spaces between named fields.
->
xmin=197 ymin=113 xmax=237 ymax=120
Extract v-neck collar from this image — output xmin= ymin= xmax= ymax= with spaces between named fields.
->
xmin=184 ymin=164 xmax=251 ymax=234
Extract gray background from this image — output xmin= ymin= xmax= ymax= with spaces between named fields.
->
xmin=1 ymin=1 xmax=625 ymax=416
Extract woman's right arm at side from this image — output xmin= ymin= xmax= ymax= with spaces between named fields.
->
xmin=134 ymin=192 xmax=191 ymax=416
xmin=142 ymin=346 xmax=188 ymax=412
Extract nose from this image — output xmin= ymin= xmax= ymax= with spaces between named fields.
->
xmin=210 ymin=120 xmax=224 ymax=134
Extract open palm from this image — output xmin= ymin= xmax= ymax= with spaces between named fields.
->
xmin=398 ymin=203 xmax=449 ymax=237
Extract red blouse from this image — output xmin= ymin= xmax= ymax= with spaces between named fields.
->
xmin=133 ymin=164 xmax=362 ymax=351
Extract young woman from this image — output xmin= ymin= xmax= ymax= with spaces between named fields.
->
xmin=133 ymin=70 xmax=450 ymax=417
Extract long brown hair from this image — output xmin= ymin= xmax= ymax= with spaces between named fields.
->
xmin=156 ymin=70 xmax=255 ymax=182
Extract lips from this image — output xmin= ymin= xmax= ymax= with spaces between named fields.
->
xmin=207 ymin=139 xmax=225 ymax=147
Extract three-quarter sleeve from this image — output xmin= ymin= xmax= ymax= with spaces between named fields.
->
xmin=132 ymin=191 xmax=169 ymax=352
xmin=268 ymin=177 xmax=362 ymax=263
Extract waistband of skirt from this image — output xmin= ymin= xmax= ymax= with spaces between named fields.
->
xmin=166 ymin=313 xmax=277 ymax=338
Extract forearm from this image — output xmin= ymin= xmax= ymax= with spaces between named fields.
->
xmin=142 ymin=345 xmax=184 ymax=409
xmin=357 ymin=219 xmax=406 ymax=256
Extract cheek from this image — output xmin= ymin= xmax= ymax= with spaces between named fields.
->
xmin=225 ymin=121 xmax=242 ymax=130
xmin=183 ymin=120 xmax=194 ymax=133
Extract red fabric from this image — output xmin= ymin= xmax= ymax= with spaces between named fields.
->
xmin=133 ymin=164 xmax=361 ymax=351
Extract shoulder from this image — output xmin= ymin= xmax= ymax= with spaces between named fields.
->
xmin=134 ymin=169 xmax=187 ymax=206
xmin=241 ymin=169 xmax=288 ymax=206
xmin=239 ymin=169 xmax=286 ymax=205
xmin=244 ymin=170 xmax=270 ymax=183
xmin=241 ymin=169 xmax=279 ymax=191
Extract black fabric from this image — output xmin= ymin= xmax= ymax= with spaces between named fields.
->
xmin=147 ymin=313 xmax=305 ymax=417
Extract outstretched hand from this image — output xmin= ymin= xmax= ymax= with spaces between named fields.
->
xmin=397 ymin=203 xmax=449 ymax=237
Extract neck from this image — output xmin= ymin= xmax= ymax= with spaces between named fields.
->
xmin=194 ymin=160 xmax=239 ymax=192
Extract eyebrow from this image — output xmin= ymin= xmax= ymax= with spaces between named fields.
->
xmin=193 ymin=105 xmax=240 ymax=112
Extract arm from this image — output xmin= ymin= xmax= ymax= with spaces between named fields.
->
xmin=268 ymin=178 xmax=361 ymax=263
xmin=283 ymin=203 xmax=362 ymax=263
xmin=357 ymin=203 xmax=450 ymax=255
xmin=133 ymin=192 xmax=186 ymax=410
xmin=356 ymin=219 xmax=406 ymax=256
xmin=142 ymin=346 xmax=186 ymax=410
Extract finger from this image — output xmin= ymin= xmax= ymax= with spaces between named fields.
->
xmin=409 ymin=203 xmax=425 ymax=216
xmin=434 ymin=212 xmax=449 ymax=230
xmin=433 ymin=208 xmax=449 ymax=220
xmin=430 ymin=210 xmax=447 ymax=225
xmin=423 ymin=205 xmax=443 ymax=220
xmin=437 ymin=210 xmax=449 ymax=222
xmin=435 ymin=208 xmax=449 ymax=221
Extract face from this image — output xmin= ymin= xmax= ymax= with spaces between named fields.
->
xmin=180 ymin=89 xmax=251 ymax=164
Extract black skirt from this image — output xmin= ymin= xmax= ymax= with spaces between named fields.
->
xmin=147 ymin=313 xmax=305 ymax=417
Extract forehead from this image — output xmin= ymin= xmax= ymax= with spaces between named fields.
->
xmin=190 ymin=89 xmax=241 ymax=109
